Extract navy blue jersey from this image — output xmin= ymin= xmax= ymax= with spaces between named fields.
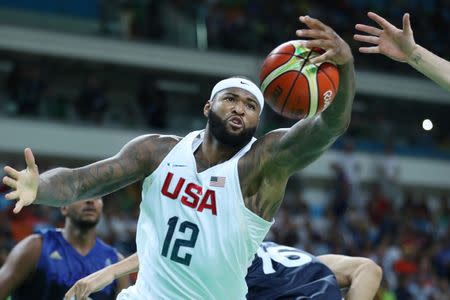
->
xmin=12 ymin=229 xmax=119 ymax=300
xmin=246 ymin=242 xmax=342 ymax=300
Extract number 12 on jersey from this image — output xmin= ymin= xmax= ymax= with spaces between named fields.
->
xmin=161 ymin=216 xmax=199 ymax=266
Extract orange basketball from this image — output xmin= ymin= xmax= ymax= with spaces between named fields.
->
xmin=260 ymin=40 xmax=340 ymax=120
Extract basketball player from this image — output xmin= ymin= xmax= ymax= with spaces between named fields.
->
xmin=65 ymin=242 xmax=382 ymax=300
xmin=354 ymin=12 xmax=450 ymax=92
xmin=3 ymin=16 xmax=355 ymax=299
xmin=0 ymin=198 xmax=129 ymax=300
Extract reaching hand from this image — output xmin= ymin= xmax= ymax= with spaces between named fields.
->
xmin=296 ymin=15 xmax=353 ymax=65
xmin=354 ymin=12 xmax=416 ymax=63
xmin=64 ymin=270 xmax=115 ymax=300
xmin=2 ymin=148 xmax=39 ymax=213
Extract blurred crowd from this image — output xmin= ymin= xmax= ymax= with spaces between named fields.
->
xmin=1 ymin=142 xmax=449 ymax=300
xmin=2 ymin=61 xmax=168 ymax=129
xmin=103 ymin=0 xmax=450 ymax=70
xmin=2 ymin=59 xmax=450 ymax=161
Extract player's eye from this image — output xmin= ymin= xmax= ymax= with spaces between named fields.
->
xmin=247 ymin=103 xmax=256 ymax=110
xmin=224 ymin=96 xmax=235 ymax=102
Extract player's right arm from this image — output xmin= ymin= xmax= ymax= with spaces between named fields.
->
xmin=0 ymin=235 xmax=42 ymax=300
xmin=355 ymin=12 xmax=450 ymax=92
xmin=239 ymin=16 xmax=355 ymax=221
xmin=64 ymin=253 xmax=139 ymax=300
xmin=2 ymin=135 xmax=180 ymax=213
xmin=317 ymin=254 xmax=382 ymax=300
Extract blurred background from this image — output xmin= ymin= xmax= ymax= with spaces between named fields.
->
xmin=0 ymin=1 xmax=449 ymax=299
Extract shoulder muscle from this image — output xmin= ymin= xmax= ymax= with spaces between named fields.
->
xmin=0 ymin=234 xmax=42 ymax=298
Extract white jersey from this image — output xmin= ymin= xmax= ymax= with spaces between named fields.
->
xmin=118 ymin=130 xmax=273 ymax=300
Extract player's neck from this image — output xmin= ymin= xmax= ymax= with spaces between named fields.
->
xmin=62 ymin=223 xmax=97 ymax=256
xmin=198 ymin=130 xmax=239 ymax=168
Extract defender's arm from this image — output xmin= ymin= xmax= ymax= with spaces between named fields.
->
xmin=0 ymin=235 xmax=42 ymax=299
xmin=318 ymin=255 xmax=382 ymax=300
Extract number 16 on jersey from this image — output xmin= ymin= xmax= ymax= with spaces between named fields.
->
xmin=161 ymin=216 xmax=199 ymax=266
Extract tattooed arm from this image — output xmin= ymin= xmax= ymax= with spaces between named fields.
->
xmin=240 ymin=16 xmax=354 ymax=221
xmin=355 ymin=12 xmax=450 ymax=92
xmin=2 ymin=135 xmax=179 ymax=212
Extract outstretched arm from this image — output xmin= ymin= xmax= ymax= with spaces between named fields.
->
xmin=64 ymin=253 xmax=139 ymax=300
xmin=277 ymin=16 xmax=355 ymax=174
xmin=318 ymin=255 xmax=382 ymax=300
xmin=0 ymin=235 xmax=42 ymax=300
xmin=240 ymin=16 xmax=354 ymax=220
xmin=355 ymin=12 xmax=450 ymax=92
xmin=3 ymin=135 xmax=179 ymax=213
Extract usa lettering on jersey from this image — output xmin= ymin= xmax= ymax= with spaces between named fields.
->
xmin=161 ymin=172 xmax=217 ymax=216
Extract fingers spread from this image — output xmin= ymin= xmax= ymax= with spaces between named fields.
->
xmin=13 ymin=201 xmax=24 ymax=214
xmin=353 ymin=34 xmax=379 ymax=45
xmin=296 ymin=29 xmax=329 ymax=39
xmin=359 ymin=46 xmax=380 ymax=54
xmin=403 ymin=12 xmax=412 ymax=33
xmin=5 ymin=191 xmax=19 ymax=200
xmin=367 ymin=12 xmax=388 ymax=28
xmin=2 ymin=176 xmax=17 ymax=189
xmin=299 ymin=39 xmax=332 ymax=50
xmin=299 ymin=16 xmax=329 ymax=31
xmin=4 ymin=166 xmax=19 ymax=179
xmin=355 ymin=24 xmax=382 ymax=36
xmin=24 ymin=148 xmax=37 ymax=170
xmin=367 ymin=12 xmax=396 ymax=31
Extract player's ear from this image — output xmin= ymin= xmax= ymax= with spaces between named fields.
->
xmin=203 ymin=99 xmax=212 ymax=117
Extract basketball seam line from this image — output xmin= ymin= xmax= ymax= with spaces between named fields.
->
xmin=280 ymin=50 xmax=313 ymax=117
xmin=310 ymin=69 xmax=319 ymax=117
xmin=319 ymin=64 xmax=337 ymax=92
xmin=261 ymin=54 xmax=298 ymax=83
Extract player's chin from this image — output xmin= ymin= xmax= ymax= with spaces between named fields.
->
xmin=80 ymin=214 xmax=100 ymax=223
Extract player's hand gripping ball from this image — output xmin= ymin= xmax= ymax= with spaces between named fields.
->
xmin=260 ymin=40 xmax=340 ymax=120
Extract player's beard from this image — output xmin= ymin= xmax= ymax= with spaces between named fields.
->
xmin=69 ymin=212 xmax=100 ymax=230
xmin=208 ymin=110 xmax=256 ymax=148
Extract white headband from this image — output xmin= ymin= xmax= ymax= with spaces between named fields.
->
xmin=210 ymin=78 xmax=264 ymax=114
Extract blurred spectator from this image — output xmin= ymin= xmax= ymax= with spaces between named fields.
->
xmin=271 ymin=207 xmax=299 ymax=247
xmin=6 ymin=62 xmax=47 ymax=116
xmin=119 ymin=0 xmax=136 ymax=39
xmin=76 ymin=73 xmax=108 ymax=123
xmin=375 ymin=142 xmax=401 ymax=207
xmin=332 ymin=139 xmax=363 ymax=212
xmin=140 ymin=0 xmax=165 ymax=39
xmin=137 ymin=76 xmax=167 ymax=129
xmin=330 ymin=160 xmax=350 ymax=218
xmin=98 ymin=0 xmax=119 ymax=35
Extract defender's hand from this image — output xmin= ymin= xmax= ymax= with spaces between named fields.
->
xmin=64 ymin=271 xmax=115 ymax=300
xmin=296 ymin=15 xmax=353 ymax=65
xmin=2 ymin=148 xmax=39 ymax=213
xmin=354 ymin=12 xmax=416 ymax=63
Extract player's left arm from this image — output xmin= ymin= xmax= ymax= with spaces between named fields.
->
xmin=114 ymin=252 xmax=131 ymax=297
xmin=0 ymin=235 xmax=42 ymax=300
xmin=64 ymin=253 xmax=138 ymax=300
xmin=240 ymin=16 xmax=354 ymax=220
xmin=318 ymin=255 xmax=382 ymax=300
